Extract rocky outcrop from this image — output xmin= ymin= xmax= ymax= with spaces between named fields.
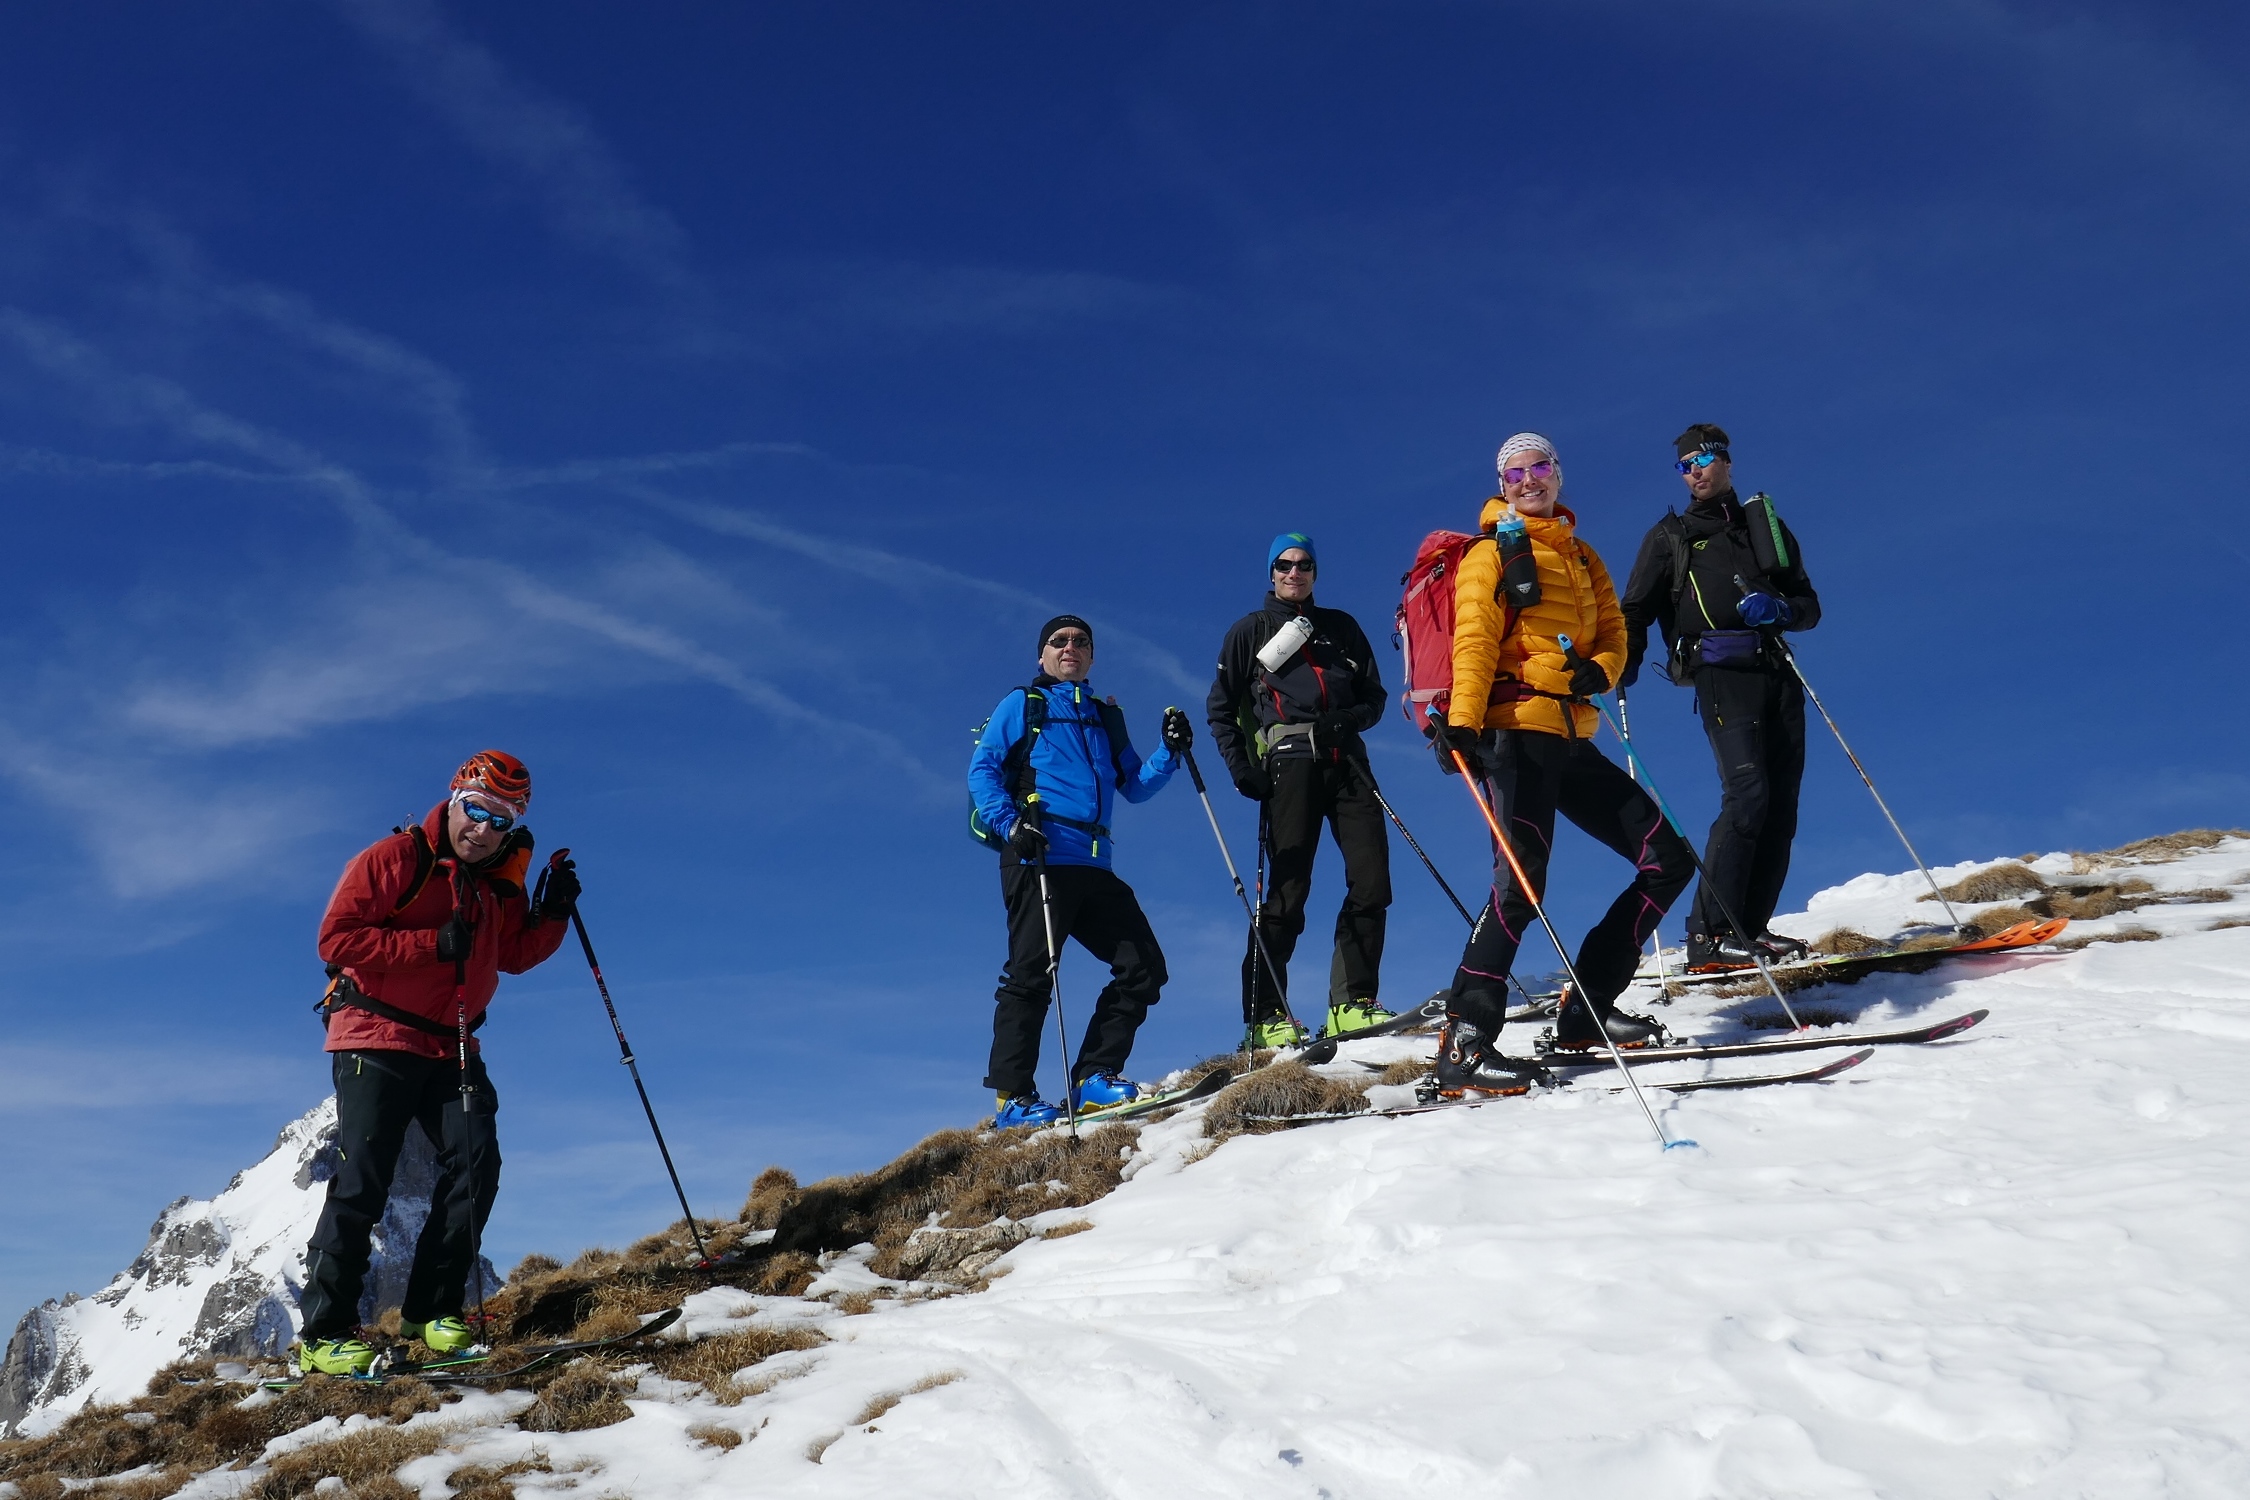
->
xmin=0 ymin=1097 xmax=500 ymax=1436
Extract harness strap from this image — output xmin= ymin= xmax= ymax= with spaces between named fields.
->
xmin=319 ymin=969 xmax=487 ymax=1039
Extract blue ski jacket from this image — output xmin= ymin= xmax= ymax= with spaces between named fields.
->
xmin=968 ymin=677 xmax=1178 ymax=869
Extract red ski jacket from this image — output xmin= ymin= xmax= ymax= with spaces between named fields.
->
xmin=317 ymin=802 xmax=570 ymax=1059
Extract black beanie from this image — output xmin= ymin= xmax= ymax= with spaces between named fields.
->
xmin=1675 ymin=422 xmax=1731 ymax=458
xmin=1037 ymin=614 xmax=1093 ymax=653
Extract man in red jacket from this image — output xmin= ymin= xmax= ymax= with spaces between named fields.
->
xmin=295 ymin=750 xmax=579 ymax=1375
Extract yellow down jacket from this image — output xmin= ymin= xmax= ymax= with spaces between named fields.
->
xmin=1447 ymin=497 xmax=1627 ymax=740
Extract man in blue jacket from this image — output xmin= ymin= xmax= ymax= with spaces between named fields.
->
xmin=968 ymin=614 xmax=1193 ymax=1127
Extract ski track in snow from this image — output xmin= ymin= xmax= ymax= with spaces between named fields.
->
xmin=58 ymin=844 xmax=2250 ymax=1496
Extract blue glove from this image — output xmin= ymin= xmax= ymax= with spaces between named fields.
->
xmin=1738 ymin=591 xmax=1792 ymax=628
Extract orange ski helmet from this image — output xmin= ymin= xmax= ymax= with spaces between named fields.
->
xmin=451 ymin=749 xmax=531 ymax=809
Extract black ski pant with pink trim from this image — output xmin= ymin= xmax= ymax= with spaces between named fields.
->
xmin=1448 ymin=730 xmax=1692 ymax=1033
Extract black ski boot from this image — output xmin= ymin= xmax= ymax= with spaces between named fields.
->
xmin=1430 ymin=1017 xmax=1551 ymax=1099
xmin=1550 ymin=987 xmax=1667 ymax=1051
xmin=1684 ymin=932 xmax=1760 ymax=972
xmin=1756 ymin=931 xmax=1809 ymax=961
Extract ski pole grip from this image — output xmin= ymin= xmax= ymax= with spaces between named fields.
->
xmin=549 ymin=847 xmax=571 ymax=866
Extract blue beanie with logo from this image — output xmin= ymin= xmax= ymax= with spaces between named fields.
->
xmin=1267 ymin=532 xmax=1316 ymax=572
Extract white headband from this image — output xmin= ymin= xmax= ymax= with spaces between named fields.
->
xmin=1496 ymin=431 xmax=1559 ymax=478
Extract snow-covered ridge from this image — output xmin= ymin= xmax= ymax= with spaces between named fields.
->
xmin=0 ymin=1101 xmax=500 ymax=1438
xmin=8 ymin=836 xmax=2248 ymax=1495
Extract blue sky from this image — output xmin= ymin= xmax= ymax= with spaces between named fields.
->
xmin=3 ymin=0 xmax=2246 ymax=1320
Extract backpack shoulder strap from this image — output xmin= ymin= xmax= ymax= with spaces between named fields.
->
xmin=386 ymin=823 xmax=437 ymax=918
xmin=1660 ymin=512 xmax=1693 ymax=613
xmin=1095 ymin=698 xmax=1131 ymax=785
xmin=1001 ymin=686 xmax=1046 ymax=804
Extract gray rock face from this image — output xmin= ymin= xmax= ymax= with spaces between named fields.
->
xmin=0 ymin=1097 xmax=501 ymax=1436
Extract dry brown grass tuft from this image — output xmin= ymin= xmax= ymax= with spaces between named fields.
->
xmin=442 ymin=1455 xmax=552 ymax=1500
xmin=687 ymin=1424 xmax=744 ymax=1451
xmin=245 ymin=1417 xmax=464 ymax=1500
xmin=1967 ymin=904 xmax=2038 ymax=937
xmin=2072 ymin=829 xmax=2248 ymax=870
xmin=1375 ymin=1058 xmax=1432 ymax=1087
xmin=1921 ymin=862 xmax=2050 ymax=904
xmin=1811 ymin=928 xmax=1883 ymax=956
xmin=0 ymin=1365 xmax=446 ymax=1486
xmin=2206 ymin=915 xmax=2250 ymax=931
xmin=2034 ymin=878 xmax=2156 ymax=921
xmin=807 ymin=1431 xmax=842 ymax=1464
xmin=1040 ymin=1219 xmax=1094 ymax=1239
xmin=645 ymin=1325 xmax=827 ymax=1406
xmin=507 ymin=1252 xmax=562 ymax=1281
xmin=909 ymin=1370 xmax=964 ymax=1394
xmin=1202 ymin=1061 xmax=1370 ymax=1141
xmin=852 ymin=1390 xmax=906 ymax=1425
xmin=518 ymin=1359 xmax=635 ymax=1433
xmin=741 ymin=1165 xmax=801 ymax=1226
xmin=2054 ymin=925 xmax=2164 ymax=949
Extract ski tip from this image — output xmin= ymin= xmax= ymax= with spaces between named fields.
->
xmin=1302 ymin=1039 xmax=1339 ymax=1065
xmin=1822 ymin=1047 xmax=1876 ymax=1076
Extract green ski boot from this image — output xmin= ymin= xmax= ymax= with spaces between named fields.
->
xmin=297 ymin=1335 xmax=376 ymax=1377
xmin=1246 ymin=1017 xmax=1307 ymax=1050
xmin=1321 ymin=997 xmax=1396 ymax=1038
xmin=400 ymin=1316 xmax=478 ymax=1354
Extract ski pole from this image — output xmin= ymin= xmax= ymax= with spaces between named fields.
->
xmin=1614 ymin=688 xmax=1667 ymax=978
xmin=1343 ymin=753 xmax=1543 ymax=1011
xmin=1434 ymin=716 xmax=1687 ymax=1150
xmin=554 ymin=853 xmax=711 ymax=1262
xmin=1562 ymin=639 xmax=1803 ymax=1030
xmin=1734 ymin=576 xmax=1964 ymax=929
xmin=1030 ymin=839 xmax=1080 ymax=1139
xmin=1180 ymin=748 xmax=1301 ymax=1034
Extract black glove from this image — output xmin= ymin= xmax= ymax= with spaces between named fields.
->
xmin=1618 ymin=658 xmax=1640 ymax=689
xmin=435 ymin=917 xmax=473 ymax=964
xmin=1566 ymin=653 xmax=1609 ymax=698
xmin=1232 ymin=764 xmax=1271 ymax=801
xmin=1007 ymin=817 xmax=1049 ymax=860
xmin=1161 ymin=706 xmax=1194 ymax=753
xmin=1433 ymin=724 xmax=1482 ymax=776
xmin=534 ymin=855 xmax=581 ymax=921
xmin=1311 ymin=711 xmax=1355 ymax=746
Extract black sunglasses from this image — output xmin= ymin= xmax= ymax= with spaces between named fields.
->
xmin=1272 ymin=558 xmax=1316 ymax=574
xmin=1045 ymin=632 xmax=1093 ymax=649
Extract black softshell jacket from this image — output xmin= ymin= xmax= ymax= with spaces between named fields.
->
xmin=1620 ymin=489 xmax=1821 ymax=677
xmin=1205 ymin=594 xmax=1387 ymax=784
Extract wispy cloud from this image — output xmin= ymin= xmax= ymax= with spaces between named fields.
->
xmin=326 ymin=0 xmax=695 ymax=290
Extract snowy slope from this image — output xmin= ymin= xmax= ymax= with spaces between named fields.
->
xmin=1 ymin=1100 xmax=500 ymax=1438
xmin=308 ymin=838 xmax=2249 ymax=1500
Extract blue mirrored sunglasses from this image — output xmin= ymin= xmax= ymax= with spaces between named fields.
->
xmin=1674 ymin=449 xmax=1728 ymax=474
xmin=455 ymin=799 xmax=518 ymax=832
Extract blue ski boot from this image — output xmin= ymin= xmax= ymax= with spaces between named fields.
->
xmin=1073 ymin=1073 xmax=1142 ymax=1111
xmin=993 ymin=1093 xmax=1063 ymax=1128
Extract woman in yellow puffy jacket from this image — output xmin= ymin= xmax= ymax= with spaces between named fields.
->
xmin=1427 ymin=431 xmax=1693 ymax=1096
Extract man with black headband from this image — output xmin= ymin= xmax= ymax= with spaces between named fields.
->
xmin=1620 ymin=424 xmax=1823 ymax=971
xmin=968 ymin=614 xmax=1193 ymax=1126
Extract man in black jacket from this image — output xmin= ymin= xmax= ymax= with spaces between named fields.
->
xmin=1620 ymin=424 xmax=1822 ymax=970
xmin=1205 ymin=532 xmax=1393 ymax=1046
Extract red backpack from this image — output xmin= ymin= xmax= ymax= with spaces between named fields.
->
xmin=1394 ymin=529 xmax=1485 ymax=731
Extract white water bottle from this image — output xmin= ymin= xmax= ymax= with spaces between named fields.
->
xmin=1256 ymin=614 xmax=1315 ymax=672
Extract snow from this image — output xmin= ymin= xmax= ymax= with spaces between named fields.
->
xmin=26 ymin=840 xmax=2250 ymax=1496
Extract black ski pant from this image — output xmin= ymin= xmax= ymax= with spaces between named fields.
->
xmin=987 ymin=860 xmax=1167 ymax=1099
xmin=300 ymin=1049 xmax=500 ymax=1340
xmin=1242 ymin=755 xmax=1392 ymax=1024
xmin=1449 ymin=730 xmax=1693 ymax=1033
xmin=1688 ymin=664 xmax=1808 ymax=943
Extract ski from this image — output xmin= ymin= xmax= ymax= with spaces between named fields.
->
xmin=1661 ymin=919 xmax=2068 ymax=988
xmin=1360 ymin=1008 xmax=1989 ymax=1070
xmin=1072 ymin=1067 xmax=1229 ymax=1123
xmin=263 ymin=1307 xmax=683 ymax=1390
xmin=1279 ymin=994 xmax=1558 ymax=1066
xmin=1251 ymin=1048 xmax=1873 ymax=1125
